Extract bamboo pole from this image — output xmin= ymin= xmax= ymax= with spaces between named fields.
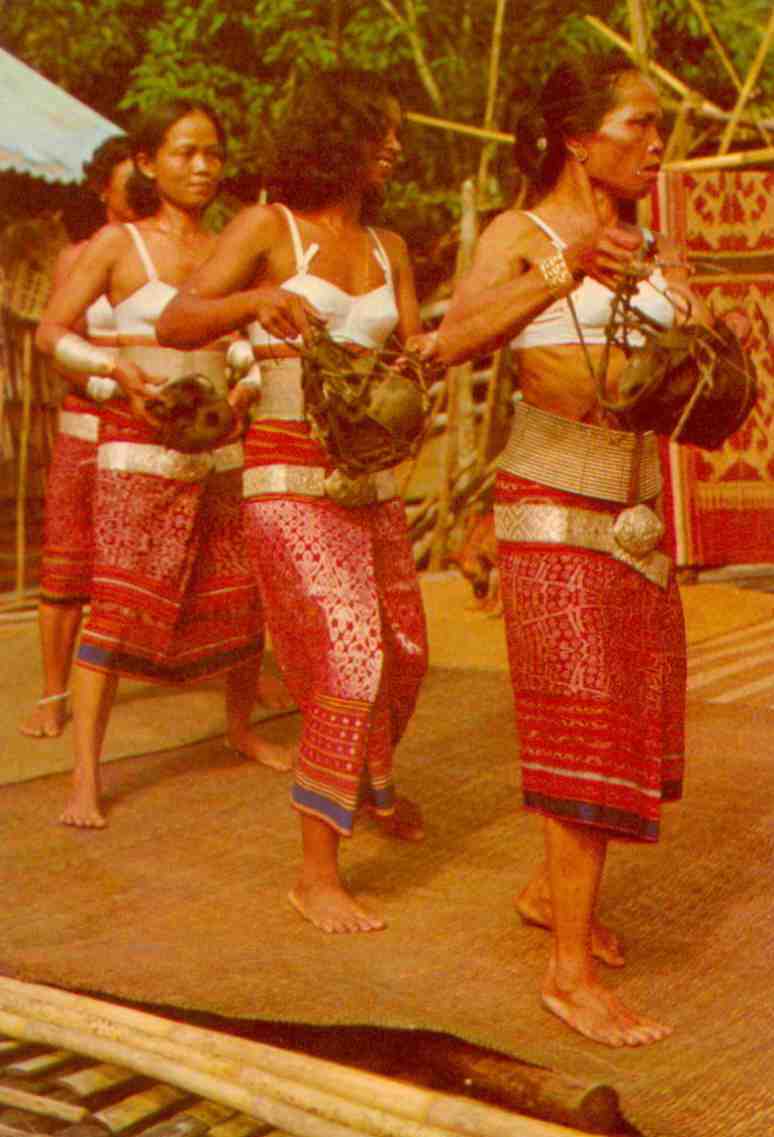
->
xmin=477 ymin=0 xmax=508 ymax=193
xmin=665 ymin=144 xmax=774 ymax=172
xmin=663 ymin=96 xmax=695 ymax=163
xmin=627 ymin=0 xmax=651 ymax=71
xmin=685 ymin=0 xmax=771 ymax=146
xmin=583 ymin=15 xmax=774 ymax=130
xmin=0 ymin=979 xmax=602 ymax=1137
xmin=717 ymin=6 xmax=774 ymax=154
xmin=405 ymin=113 xmax=514 ymax=145
xmin=429 ymin=179 xmax=478 ymax=570
xmin=0 ymin=1085 xmax=87 ymax=1124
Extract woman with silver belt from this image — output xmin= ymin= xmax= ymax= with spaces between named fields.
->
xmin=435 ymin=53 xmax=713 ymax=1047
xmin=36 ymin=100 xmax=290 ymax=828
xmin=159 ymin=69 xmax=429 ymax=936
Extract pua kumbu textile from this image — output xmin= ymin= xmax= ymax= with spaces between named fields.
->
xmin=496 ymin=471 xmax=685 ymax=842
xmin=77 ymin=403 xmax=262 ymax=684
xmin=243 ymin=419 xmax=427 ymax=835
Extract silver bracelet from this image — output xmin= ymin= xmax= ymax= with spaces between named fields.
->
xmin=86 ymin=376 xmax=119 ymax=402
xmin=537 ymin=251 xmax=575 ymax=298
xmin=54 ymin=332 xmax=116 ymax=377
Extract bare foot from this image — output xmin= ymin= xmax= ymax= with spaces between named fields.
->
xmin=289 ymin=882 xmax=386 ymax=934
xmin=542 ymin=964 xmax=672 ymax=1047
xmin=227 ymin=730 xmax=295 ymax=772
xmin=19 ymin=693 xmax=70 ymax=739
xmin=60 ymin=790 xmax=106 ymax=830
xmin=365 ymin=795 xmax=424 ymax=842
xmin=516 ymin=878 xmax=625 ymax=968
xmin=258 ymin=672 xmax=296 ymax=712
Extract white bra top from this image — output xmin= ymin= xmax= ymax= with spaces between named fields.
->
xmin=511 ymin=211 xmax=676 ymax=351
xmin=248 ymin=204 xmax=400 ymax=352
xmin=113 ymin=223 xmax=177 ymax=338
xmin=86 ymin=294 xmax=114 ymax=339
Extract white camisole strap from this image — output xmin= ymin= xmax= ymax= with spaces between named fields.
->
xmin=275 ymin=203 xmax=320 ymax=274
xmin=124 ymin=222 xmax=159 ymax=281
xmin=523 ymin=210 xmax=566 ymax=250
xmin=367 ymin=227 xmax=393 ymax=287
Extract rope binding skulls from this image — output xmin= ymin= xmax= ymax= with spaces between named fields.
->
xmin=298 ymin=322 xmax=439 ymax=479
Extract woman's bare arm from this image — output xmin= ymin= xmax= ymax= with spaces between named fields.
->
xmin=36 ymin=226 xmax=127 ymax=355
xmin=437 ymin=210 xmax=645 ymax=366
xmin=157 ymin=205 xmax=319 ymax=348
xmin=379 ymin=229 xmax=422 ymax=345
xmin=436 ymin=212 xmax=553 ymax=364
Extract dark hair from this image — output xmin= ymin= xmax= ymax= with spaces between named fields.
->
xmin=126 ymin=99 xmax=227 ymax=217
xmin=513 ymin=53 xmax=638 ymax=192
xmin=82 ymin=135 xmax=133 ymax=193
xmin=266 ymin=69 xmax=398 ymax=220
xmin=64 ymin=135 xmax=135 ymax=240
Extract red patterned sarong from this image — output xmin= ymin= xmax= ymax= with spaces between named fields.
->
xmin=77 ymin=404 xmax=261 ymax=682
xmin=496 ymin=472 xmax=685 ymax=842
xmin=40 ymin=393 xmax=98 ymax=604
xmin=243 ymin=421 xmax=428 ymax=836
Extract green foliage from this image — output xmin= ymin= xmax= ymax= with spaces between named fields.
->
xmin=2 ymin=0 xmax=772 ymax=259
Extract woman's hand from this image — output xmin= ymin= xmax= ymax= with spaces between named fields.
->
xmin=227 ymin=378 xmax=260 ymax=438
xmin=405 ymin=330 xmax=439 ymax=361
xmin=250 ymin=286 xmax=321 ymax=344
xmin=564 ymin=225 xmax=645 ymax=291
xmin=112 ymin=360 xmax=165 ymax=428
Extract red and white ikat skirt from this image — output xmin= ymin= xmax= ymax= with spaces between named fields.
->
xmin=496 ymin=471 xmax=686 ymax=842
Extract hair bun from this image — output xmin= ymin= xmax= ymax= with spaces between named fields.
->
xmin=512 ymin=104 xmax=549 ymax=180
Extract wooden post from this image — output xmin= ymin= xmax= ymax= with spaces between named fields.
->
xmin=718 ymin=7 xmax=774 ymax=154
xmin=429 ymin=179 xmax=478 ymax=570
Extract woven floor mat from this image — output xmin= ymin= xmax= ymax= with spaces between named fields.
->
xmin=1 ymin=668 xmax=772 ymax=1137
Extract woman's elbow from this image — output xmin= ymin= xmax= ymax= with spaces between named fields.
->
xmin=155 ymin=299 xmax=188 ymax=347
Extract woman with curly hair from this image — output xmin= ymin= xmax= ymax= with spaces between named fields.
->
xmin=159 ymin=69 xmax=429 ymax=935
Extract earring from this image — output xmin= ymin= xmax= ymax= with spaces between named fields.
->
xmin=568 ymin=145 xmax=588 ymax=163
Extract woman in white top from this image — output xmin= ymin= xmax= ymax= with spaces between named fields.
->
xmin=435 ymin=53 xmax=717 ymax=1048
xmin=36 ymin=100 xmax=288 ymax=829
xmin=21 ymin=136 xmax=136 ymax=741
xmin=159 ymin=69 xmax=430 ymax=936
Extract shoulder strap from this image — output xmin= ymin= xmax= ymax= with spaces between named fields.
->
xmin=367 ymin=228 xmax=393 ymax=287
xmin=275 ymin=204 xmax=319 ymax=273
xmin=521 ymin=210 xmax=566 ymax=250
xmin=124 ymin=222 xmax=158 ymax=281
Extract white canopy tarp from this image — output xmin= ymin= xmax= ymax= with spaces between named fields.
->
xmin=0 ymin=48 xmax=120 ymax=183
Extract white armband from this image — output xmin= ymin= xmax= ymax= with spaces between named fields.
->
xmin=86 ymin=376 xmax=120 ymax=402
xmin=54 ymin=332 xmax=116 ymax=377
xmin=226 ymin=338 xmax=256 ymax=380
